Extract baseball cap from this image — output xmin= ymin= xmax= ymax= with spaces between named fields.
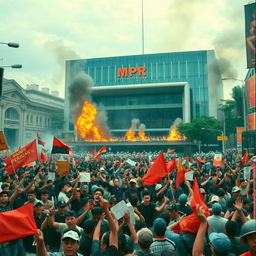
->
xmin=34 ymin=199 xmax=44 ymax=207
xmin=137 ymin=228 xmax=153 ymax=245
xmin=153 ymin=218 xmax=166 ymax=234
xmin=155 ymin=183 xmax=163 ymax=191
xmin=200 ymin=188 xmax=206 ymax=194
xmin=62 ymin=230 xmax=80 ymax=242
xmin=212 ymin=203 xmax=222 ymax=214
xmin=81 ymin=184 xmax=89 ymax=191
xmin=129 ymin=178 xmax=137 ymax=184
xmin=232 ymin=186 xmax=240 ymax=193
xmin=91 ymin=185 xmax=99 ymax=192
xmin=210 ymin=195 xmax=219 ymax=203
xmin=179 ymin=193 xmax=188 ymax=203
xmin=209 ymin=232 xmax=231 ymax=254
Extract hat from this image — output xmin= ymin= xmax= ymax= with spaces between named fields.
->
xmin=209 ymin=232 xmax=231 ymax=254
xmin=179 ymin=193 xmax=188 ymax=203
xmin=82 ymin=185 xmax=89 ymax=191
xmin=91 ymin=185 xmax=99 ymax=192
xmin=155 ymin=183 xmax=163 ymax=191
xmin=212 ymin=203 xmax=222 ymax=214
xmin=232 ymin=186 xmax=240 ymax=193
xmin=129 ymin=178 xmax=137 ymax=184
xmin=153 ymin=218 xmax=166 ymax=233
xmin=167 ymin=203 xmax=178 ymax=211
xmin=210 ymin=195 xmax=219 ymax=203
xmin=34 ymin=199 xmax=44 ymax=207
xmin=137 ymin=228 xmax=153 ymax=245
xmin=57 ymin=201 xmax=67 ymax=208
xmin=200 ymin=188 xmax=206 ymax=194
xmin=62 ymin=230 xmax=80 ymax=242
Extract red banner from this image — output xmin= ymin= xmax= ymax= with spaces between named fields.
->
xmin=236 ymin=127 xmax=245 ymax=145
xmin=4 ymin=140 xmax=38 ymax=175
xmin=246 ymin=74 xmax=256 ymax=108
xmin=247 ymin=112 xmax=256 ymax=130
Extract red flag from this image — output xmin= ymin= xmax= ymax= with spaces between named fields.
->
xmin=241 ymin=152 xmax=249 ymax=166
xmin=51 ymin=137 xmax=72 ymax=154
xmin=176 ymin=157 xmax=186 ymax=188
xmin=96 ymin=145 xmax=106 ymax=156
xmin=196 ymin=157 xmax=205 ymax=164
xmin=213 ymin=153 xmax=222 ymax=167
xmin=166 ymin=158 xmax=177 ymax=173
xmin=4 ymin=140 xmax=38 ymax=175
xmin=172 ymin=178 xmax=209 ymax=234
xmin=36 ymin=133 xmax=45 ymax=146
xmin=95 ymin=154 xmax=100 ymax=162
xmin=142 ymin=151 xmax=168 ymax=185
xmin=92 ymin=148 xmax=96 ymax=158
xmin=0 ymin=203 xmax=37 ymax=243
xmin=185 ymin=156 xmax=189 ymax=162
xmin=40 ymin=149 xmax=47 ymax=163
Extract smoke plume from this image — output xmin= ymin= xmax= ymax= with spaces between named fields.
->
xmin=131 ymin=118 xmax=140 ymax=129
xmin=139 ymin=123 xmax=146 ymax=133
xmin=170 ymin=118 xmax=182 ymax=129
xmin=95 ymin=103 xmax=111 ymax=138
xmin=44 ymin=39 xmax=80 ymax=90
xmin=69 ymin=72 xmax=93 ymax=120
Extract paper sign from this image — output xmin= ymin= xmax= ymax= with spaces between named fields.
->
xmin=185 ymin=171 xmax=194 ymax=181
xmin=48 ymin=172 xmax=56 ymax=181
xmin=79 ymin=172 xmax=91 ymax=183
xmin=0 ymin=182 xmax=2 ymax=192
xmin=126 ymin=158 xmax=136 ymax=166
xmin=56 ymin=161 xmax=70 ymax=175
xmin=126 ymin=202 xmax=135 ymax=225
xmin=0 ymin=131 xmax=8 ymax=151
xmin=110 ymin=200 xmax=128 ymax=220
xmin=244 ymin=167 xmax=251 ymax=180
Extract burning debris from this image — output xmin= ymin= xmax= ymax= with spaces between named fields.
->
xmin=167 ymin=118 xmax=185 ymax=141
xmin=125 ymin=119 xmax=140 ymax=141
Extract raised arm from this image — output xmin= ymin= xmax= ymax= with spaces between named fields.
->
xmin=34 ymin=229 xmax=49 ymax=256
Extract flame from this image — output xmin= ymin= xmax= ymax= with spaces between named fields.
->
xmin=75 ymin=101 xmax=114 ymax=142
xmin=138 ymin=131 xmax=150 ymax=141
xmin=125 ymin=128 xmax=137 ymax=141
xmin=167 ymin=127 xmax=185 ymax=141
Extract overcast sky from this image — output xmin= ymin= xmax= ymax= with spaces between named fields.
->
xmin=1 ymin=0 xmax=252 ymax=99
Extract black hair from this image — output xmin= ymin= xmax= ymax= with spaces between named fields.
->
xmin=130 ymin=196 xmax=139 ymax=207
xmin=135 ymin=220 xmax=146 ymax=232
xmin=41 ymin=189 xmax=49 ymax=195
xmin=64 ymin=210 xmax=76 ymax=218
xmin=91 ymin=207 xmax=103 ymax=216
xmin=27 ymin=190 xmax=36 ymax=195
xmin=157 ymin=193 xmax=165 ymax=201
xmin=82 ymin=219 xmax=97 ymax=234
xmin=225 ymin=220 xmax=237 ymax=237
xmin=94 ymin=188 xmax=104 ymax=195
xmin=141 ymin=190 xmax=150 ymax=197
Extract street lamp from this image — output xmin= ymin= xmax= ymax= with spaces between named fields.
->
xmin=222 ymin=78 xmax=246 ymax=130
xmin=0 ymin=42 xmax=19 ymax=48
xmin=201 ymin=127 xmax=225 ymax=153
xmin=1 ymin=64 xmax=22 ymax=69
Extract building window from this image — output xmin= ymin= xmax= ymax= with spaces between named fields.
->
xmin=4 ymin=108 xmax=19 ymax=120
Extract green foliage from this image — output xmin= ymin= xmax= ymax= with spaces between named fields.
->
xmin=177 ymin=116 xmax=222 ymax=144
xmin=219 ymin=85 xmax=244 ymax=135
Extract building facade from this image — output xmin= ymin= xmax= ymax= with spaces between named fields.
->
xmin=65 ymin=50 xmax=223 ymax=138
xmin=0 ymin=79 xmax=64 ymax=150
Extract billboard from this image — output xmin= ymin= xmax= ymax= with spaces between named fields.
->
xmin=244 ymin=3 xmax=256 ymax=68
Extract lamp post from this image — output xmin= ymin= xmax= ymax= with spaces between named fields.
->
xmin=0 ymin=42 xmax=19 ymax=48
xmin=221 ymin=78 xmax=246 ymax=130
xmin=201 ymin=128 xmax=225 ymax=153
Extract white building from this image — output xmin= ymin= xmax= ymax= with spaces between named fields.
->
xmin=0 ymin=79 xmax=64 ymax=150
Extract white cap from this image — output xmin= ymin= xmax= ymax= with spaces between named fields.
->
xmin=62 ymin=230 xmax=80 ymax=242
xmin=210 ymin=195 xmax=220 ymax=203
xmin=155 ymin=183 xmax=163 ymax=191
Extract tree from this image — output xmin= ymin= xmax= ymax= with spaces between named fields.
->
xmin=219 ymin=85 xmax=244 ymax=136
xmin=177 ymin=116 xmax=222 ymax=144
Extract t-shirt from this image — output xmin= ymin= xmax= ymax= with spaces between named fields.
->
xmin=240 ymin=251 xmax=253 ymax=256
xmin=138 ymin=202 xmax=156 ymax=227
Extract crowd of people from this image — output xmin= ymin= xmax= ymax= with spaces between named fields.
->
xmin=0 ymin=149 xmax=255 ymax=256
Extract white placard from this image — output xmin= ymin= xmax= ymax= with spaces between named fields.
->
xmin=126 ymin=158 xmax=136 ymax=167
xmin=110 ymin=200 xmax=128 ymax=220
xmin=48 ymin=172 xmax=56 ymax=181
xmin=126 ymin=202 xmax=135 ymax=225
xmin=185 ymin=171 xmax=194 ymax=181
xmin=243 ymin=167 xmax=251 ymax=180
xmin=0 ymin=182 xmax=2 ymax=192
xmin=79 ymin=172 xmax=91 ymax=183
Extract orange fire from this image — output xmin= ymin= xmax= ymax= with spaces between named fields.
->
xmin=167 ymin=127 xmax=185 ymax=141
xmin=125 ymin=129 xmax=137 ymax=141
xmin=138 ymin=131 xmax=150 ymax=141
xmin=75 ymin=101 xmax=113 ymax=142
